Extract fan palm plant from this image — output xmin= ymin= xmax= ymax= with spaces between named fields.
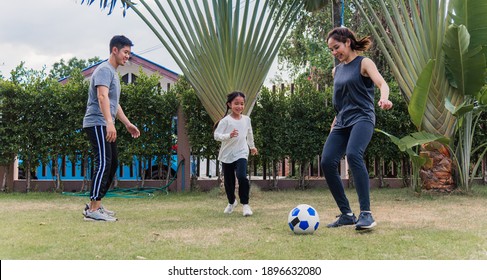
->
xmin=82 ymin=0 xmax=329 ymax=122
xmin=342 ymin=0 xmax=487 ymax=191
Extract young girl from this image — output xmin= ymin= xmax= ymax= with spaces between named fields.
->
xmin=214 ymin=91 xmax=258 ymax=216
xmin=321 ymin=27 xmax=393 ymax=230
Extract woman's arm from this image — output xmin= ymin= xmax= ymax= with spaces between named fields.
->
xmin=362 ymin=57 xmax=393 ymax=110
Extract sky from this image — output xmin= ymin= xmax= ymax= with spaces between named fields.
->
xmin=0 ymin=0 xmax=286 ymax=85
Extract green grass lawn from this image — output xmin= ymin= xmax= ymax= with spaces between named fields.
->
xmin=1 ymin=185 xmax=487 ymax=260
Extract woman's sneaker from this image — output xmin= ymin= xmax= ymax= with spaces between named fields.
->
xmin=327 ymin=213 xmax=357 ymax=228
xmin=355 ymin=212 xmax=376 ymax=230
xmin=223 ymin=201 xmax=238 ymax=214
xmin=84 ymin=208 xmax=117 ymax=222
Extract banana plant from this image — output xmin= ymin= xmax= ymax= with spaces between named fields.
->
xmin=375 ymin=129 xmax=450 ymax=192
xmin=445 ymin=98 xmax=487 ymax=189
xmin=81 ymin=0 xmax=329 ymax=122
xmin=349 ymin=0 xmax=487 ymax=135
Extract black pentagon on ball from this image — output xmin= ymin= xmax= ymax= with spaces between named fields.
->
xmin=290 ymin=217 xmax=300 ymax=227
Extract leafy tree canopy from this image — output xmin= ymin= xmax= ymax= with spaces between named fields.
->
xmin=272 ymin=0 xmax=393 ymax=87
xmin=49 ymin=57 xmax=100 ymax=80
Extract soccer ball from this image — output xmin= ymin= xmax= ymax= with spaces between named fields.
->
xmin=288 ymin=204 xmax=320 ymax=234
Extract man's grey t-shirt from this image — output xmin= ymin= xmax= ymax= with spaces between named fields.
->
xmin=83 ymin=61 xmax=120 ymax=128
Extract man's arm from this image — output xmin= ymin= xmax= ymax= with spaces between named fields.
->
xmin=97 ymin=85 xmax=117 ymax=142
xmin=116 ymin=104 xmax=140 ymax=138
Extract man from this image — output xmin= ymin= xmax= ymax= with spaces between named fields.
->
xmin=82 ymin=35 xmax=140 ymax=221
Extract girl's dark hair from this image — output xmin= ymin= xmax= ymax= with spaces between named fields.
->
xmin=326 ymin=27 xmax=372 ymax=52
xmin=213 ymin=91 xmax=246 ymax=132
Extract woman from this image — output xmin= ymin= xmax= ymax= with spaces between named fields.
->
xmin=321 ymin=27 xmax=393 ymax=230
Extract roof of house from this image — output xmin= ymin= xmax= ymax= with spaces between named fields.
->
xmin=58 ymin=52 xmax=180 ymax=83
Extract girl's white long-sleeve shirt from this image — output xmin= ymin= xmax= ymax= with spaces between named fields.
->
xmin=214 ymin=114 xmax=255 ymax=164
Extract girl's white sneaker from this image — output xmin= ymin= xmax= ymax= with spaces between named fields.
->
xmin=242 ymin=204 xmax=253 ymax=216
xmin=223 ymin=201 xmax=238 ymax=214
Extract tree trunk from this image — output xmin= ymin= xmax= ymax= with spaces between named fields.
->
xmin=82 ymin=155 xmax=89 ymax=192
xmin=483 ymin=154 xmax=487 ymax=185
xmin=419 ymin=142 xmax=455 ymax=192
xmin=165 ymin=152 xmax=172 ymax=187
xmin=54 ymin=159 xmax=61 ymax=192
xmin=402 ymin=157 xmax=411 ymax=188
xmin=140 ymin=158 xmax=146 ymax=188
xmin=26 ymin=161 xmax=31 ymax=192
xmin=272 ymin=160 xmax=278 ymax=190
xmin=1 ymin=165 xmax=9 ymax=192
xmin=298 ymin=161 xmax=308 ymax=189
xmin=375 ymin=156 xmax=384 ymax=188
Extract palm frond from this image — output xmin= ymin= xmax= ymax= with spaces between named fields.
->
xmin=408 ymin=59 xmax=435 ymax=130
xmin=82 ymin=0 xmax=305 ymax=122
xmin=351 ymin=0 xmax=462 ymax=137
xmin=81 ymin=0 xmax=132 ymax=15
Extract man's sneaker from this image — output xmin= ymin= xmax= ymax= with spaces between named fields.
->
xmin=83 ymin=205 xmax=88 ymax=217
xmin=84 ymin=203 xmax=116 ymax=217
xmin=242 ymin=204 xmax=253 ymax=216
xmin=327 ymin=213 xmax=357 ymax=228
xmin=355 ymin=212 xmax=376 ymax=230
xmin=223 ymin=200 xmax=238 ymax=214
xmin=84 ymin=209 xmax=117 ymax=222
xmin=100 ymin=205 xmax=116 ymax=216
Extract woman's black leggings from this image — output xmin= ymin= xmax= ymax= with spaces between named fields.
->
xmin=320 ymin=121 xmax=374 ymax=213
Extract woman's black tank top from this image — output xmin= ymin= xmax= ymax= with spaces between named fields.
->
xmin=332 ymin=56 xmax=375 ymax=128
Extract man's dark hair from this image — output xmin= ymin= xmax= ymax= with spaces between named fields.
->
xmin=109 ymin=35 xmax=133 ymax=53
